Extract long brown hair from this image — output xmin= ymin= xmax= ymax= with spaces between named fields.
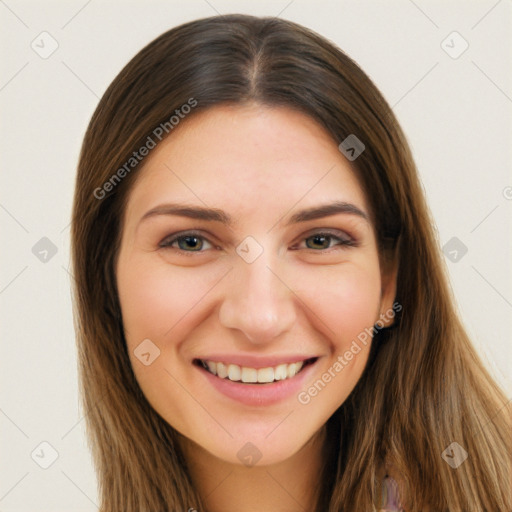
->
xmin=71 ymin=14 xmax=511 ymax=511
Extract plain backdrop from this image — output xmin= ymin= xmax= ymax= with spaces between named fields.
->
xmin=1 ymin=1 xmax=511 ymax=510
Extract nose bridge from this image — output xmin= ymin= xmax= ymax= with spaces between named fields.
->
xmin=218 ymin=244 xmax=296 ymax=343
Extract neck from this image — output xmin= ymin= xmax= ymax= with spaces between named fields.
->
xmin=180 ymin=425 xmax=329 ymax=512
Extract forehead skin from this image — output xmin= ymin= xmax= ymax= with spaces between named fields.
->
xmin=119 ymin=103 xmax=374 ymax=248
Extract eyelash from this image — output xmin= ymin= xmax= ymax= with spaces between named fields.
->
xmin=158 ymin=229 xmax=357 ymax=256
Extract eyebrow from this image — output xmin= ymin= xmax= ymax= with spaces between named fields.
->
xmin=139 ymin=200 xmax=369 ymax=227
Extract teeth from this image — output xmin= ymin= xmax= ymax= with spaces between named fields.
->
xmin=257 ymin=367 xmax=274 ymax=383
xmin=274 ymin=364 xmax=288 ymax=381
xmin=227 ymin=364 xmax=240 ymax=381
xmin=241 ymin=367 xmax=258 ymax=383
xmin=217 ymin=362 xmax=228 ymax=379
xmin=206 ymin=361 xmax=217 ymax=375
xmin=200 ymin=359 xmax=307 ymax=383
xmin=287 ymin=362 xmax=302 ymax=378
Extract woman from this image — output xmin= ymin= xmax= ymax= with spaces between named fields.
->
xmin=71 ymin=14 xmax=511 ymax=511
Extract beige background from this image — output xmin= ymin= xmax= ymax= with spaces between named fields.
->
xmin=1 ymin=0 xmax=511 ymax=510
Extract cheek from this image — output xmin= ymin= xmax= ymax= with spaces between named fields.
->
xmin=117 ymin=255 xmax=224 ymax=341
xmin=116 ymin=256 xmax=221 ymax=427
xmin=292 ymin=259 xmax=382 ymax=346
xmin=292 ymin=261 xmax=381 ymax=411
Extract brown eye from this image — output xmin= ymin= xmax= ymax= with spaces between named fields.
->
xmin=160 ymin=232 xmax=214 ymax=254
xmin=299 ymin=230 xmax=356 ymax=251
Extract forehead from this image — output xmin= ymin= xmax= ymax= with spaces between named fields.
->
xmin=123 ymin=104 xmax=370 ymax=228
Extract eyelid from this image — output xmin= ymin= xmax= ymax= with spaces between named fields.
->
xmin=291 ymin=228 xmax=356 ymax=250
xmin=159 ymin=230 xmax=215 ymax=251
xmin=299 ymin=227 xmax=354 ymax=243
xmin=159 ymin=228 xmax=357 ymax=254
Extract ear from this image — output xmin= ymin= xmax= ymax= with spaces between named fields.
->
xmin=378 ymin=248 xmax=399 ymax=328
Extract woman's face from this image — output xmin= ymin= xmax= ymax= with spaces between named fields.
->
xmin=116 ymin=104 xmax=396 ymax=466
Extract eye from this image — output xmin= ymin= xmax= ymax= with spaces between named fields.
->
xmin=293 ymin=230 xmax=356 ymax=251
xmin=159 ymin=231 xmax=215 ymax=254
xmin=159 ymin=229 xmax=357 ymax=256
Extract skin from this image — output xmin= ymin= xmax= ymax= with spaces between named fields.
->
xmin=116 ymin=103 xmax=397 ymax=511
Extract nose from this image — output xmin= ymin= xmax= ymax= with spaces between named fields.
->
xmin=218 ymin=250 xmax=297 ymax=345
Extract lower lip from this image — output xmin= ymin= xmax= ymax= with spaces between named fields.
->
xmin=196 ymin=360 xmax=319 ymax=406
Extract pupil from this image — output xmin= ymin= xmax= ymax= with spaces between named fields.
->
xmin=180 ymin=236 xmax=201 ymax=251
xmin=309 ymin=235 xmax=328 ymax=249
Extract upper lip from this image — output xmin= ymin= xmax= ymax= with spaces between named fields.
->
xmin=194 ymin=354 xmax=318 ymax=369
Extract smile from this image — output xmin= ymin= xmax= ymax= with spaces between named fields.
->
xmin=196 ymin=358 xmax=317 ymax=384
xmin=193 ymin=356 xmax=320 ymax=406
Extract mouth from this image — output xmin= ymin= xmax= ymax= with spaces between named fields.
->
xmin=193 ymin=357 xmax=318 ymax=384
